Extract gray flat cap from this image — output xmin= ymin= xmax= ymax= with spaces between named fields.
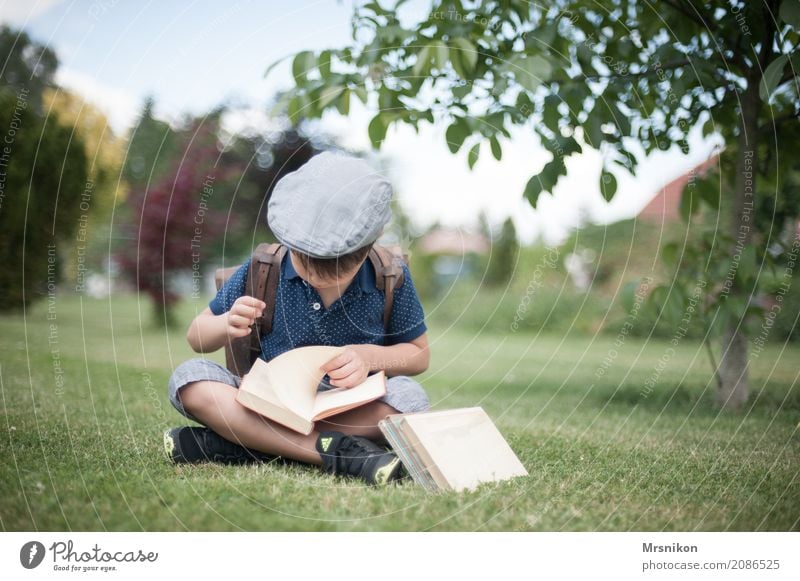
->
xmin=267 ymin=152 xmax=393 ymax=258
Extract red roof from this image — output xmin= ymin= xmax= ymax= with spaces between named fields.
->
xmin=638 ymin=155 xmax=719 ymax=222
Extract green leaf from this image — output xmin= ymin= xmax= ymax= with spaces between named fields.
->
xmin=524 ymin=160 xmax=563 ymax=207
xmin=511 ymin=55 xmax=552 ymax=93
xmin=759 ymin=54 xmax=789 ymax=102
xmin=368 ymin=114 xmax=389 ymax=148
xmin=335 ymin=88 xmax=350 ymax=115
xmin=287 ymin=94 xmax=306 ymax=125
xmin=489 ymin=135 xmax=502 ymax=160
xmin=524 ymin=174 xmax=545 ymax=207
xmin=318 ymin=85 xmax=344 ymax=109
xmin=353 ymin=84 xmax=368 ymax=104
xmin=318 ymin=50 xmax=333 ymax=79
xmin=551 ymin=134 xmax=582 ymax=156
xmin=679 ymin=184 xmax=698 ymax=221
xmin=413 ymin=45 xmax=431 ymax=76
xmin=468 ymin=142 xmax=480 ymax=169
xmin=661 ymin=242 xmax=679 ymax=267
xmin=576 ymin=43 xmax=594 ymax=70
xmin=430 ymin=40 xmax=449 ymax=70
xmin=616 ymin=149 xmax=637 ymax=172
xmin=611 ymin=103 xmax=631 ymax=136
xmin=543 ymin=95 xmax=560 ymax=132
xmin=707 ymin=303 xmax=731 ymax=338
xmin=527 ymin=23 xmax=557 ymax=48
xmin=452 ymin=82 xmax=472 ymax=99
xmin=292 ymin=51 xmax=316 ymax=83
xmin=445 ymin=118 xmax=470 ymax=153
xmin=696 ymin=176 xmax=720 ymax=209
xmin=450 ymin=38 xmax=478 ymax=73
xmin=780 ymin=0 xmax=800 ymax=27
xmin=600 ymin=169 xmax=617 ymax=201
xmin=563 ymin=85 xmax=585 ymax=113
xmin=585 ymin=113 xmax=604 ymax=146
xmin=702 ymin=115 xmax=715 ymax=138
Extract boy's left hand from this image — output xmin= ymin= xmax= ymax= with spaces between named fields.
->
xmin=321 ymin=347 xmax=369 ymax=388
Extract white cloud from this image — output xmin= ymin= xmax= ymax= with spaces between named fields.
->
xmin=0 ymin=0 xmax=64 ymax=26
xmin=54 ymin=66 xmax=141 ymax=135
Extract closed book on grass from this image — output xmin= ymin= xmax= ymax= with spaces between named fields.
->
xmin=379 ymin=407 xmax=528 ymax=492
xmin=236 ymin=345 xmax=386 ymax=435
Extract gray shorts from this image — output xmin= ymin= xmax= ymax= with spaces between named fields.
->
xmin=168 ymin=357 xmax=430 ymax=424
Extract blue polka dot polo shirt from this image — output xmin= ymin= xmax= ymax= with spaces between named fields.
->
xmin=209 ymin=249 xmax=428 ymax=362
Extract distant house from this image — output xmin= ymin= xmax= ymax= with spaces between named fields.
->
xmin=638 ymin=155 xmax=720 ymax=222
xmin=417 ymin=227 xmax=490 ymax=255
xmin=416 ymin=227 xmax=490 ymax=293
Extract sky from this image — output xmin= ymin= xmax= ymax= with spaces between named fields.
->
xmin=2 ymin=0 xmax=723 ymax=244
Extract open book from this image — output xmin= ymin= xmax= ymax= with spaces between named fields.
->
xmin=379 ymin=407 xmax=528 ymax=492
xmin=235 ymin=345 xmax=386 ymax=435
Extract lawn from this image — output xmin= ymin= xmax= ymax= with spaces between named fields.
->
xmin=1 ymin=293 xmax=798 ymax=531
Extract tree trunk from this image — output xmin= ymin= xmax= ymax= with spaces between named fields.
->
xmin=716 ymin=327 xmax=749 ymax=409
xmin=716 ymin=83 xmax=759 ymax=410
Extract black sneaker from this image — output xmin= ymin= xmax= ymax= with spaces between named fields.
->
xmin=316 ymin=431 xmax=403 ymax=485
xmin=163 ymin=427 xmax=275 ymax=465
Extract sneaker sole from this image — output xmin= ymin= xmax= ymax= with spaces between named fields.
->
xmin=373 ymin=456 xmax=402 ymax=485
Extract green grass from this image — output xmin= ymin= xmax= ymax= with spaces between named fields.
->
xmin=1 ymin=293 xmax=798 ymax=531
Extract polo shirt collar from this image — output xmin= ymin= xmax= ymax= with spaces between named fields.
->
xmin=283 ymin=249 xmax=379 ymax=294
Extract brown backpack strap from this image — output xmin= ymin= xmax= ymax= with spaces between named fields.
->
xmin=248 ymin=242 xmax=286 ymax=338
xmin=368 ymin=245 xmax=406 ymax=330
xmin=226 ymin=243 xmax=286 ymax=376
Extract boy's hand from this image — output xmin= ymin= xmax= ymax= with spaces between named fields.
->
xmin=225 ymin=296 xmax=266 ymax=338
xmin=321 ymin=347 xmax=369 ymax=388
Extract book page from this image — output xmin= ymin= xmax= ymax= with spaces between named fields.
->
xmin=238 ymin=358 xmax=284 ymax=408
xmin=311 ymin=371 xmax=386 ymax=419
xmin=266 ymin=345 xmax=345 ymax=420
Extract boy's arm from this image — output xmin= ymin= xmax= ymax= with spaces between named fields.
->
xmin=186 ymin=297 xmax=266 ymax=353
xmin=354 ymin=333 xmax=430 ymax=376
xmin=321 ymin=334 xmax=430 ymax=388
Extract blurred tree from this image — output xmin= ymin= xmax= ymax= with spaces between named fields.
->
xmin=0 ymin=25 xmax=58 ymax=113
xmin=0 ymin=26 xmax=89 ymax=311
xmin=486 ymin=217 xmax=519 ymax=286
xmin=123 ymin=96 xmax=178 ymax=190
xmin=44 ymin=88 xmax=128 ymax=212
xmin=117 ymin=114 xmax=229 ymax=326
xmin=0 ymin=92 xmax=89 ymax=311
xmin=43 ymin=88 xmax=128 ymax=286
xmin=274 ymin=0 xmax=800 ymax=410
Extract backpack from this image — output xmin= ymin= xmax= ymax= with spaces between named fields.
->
xmin=214 ymin=243 xmax=407 ymax=376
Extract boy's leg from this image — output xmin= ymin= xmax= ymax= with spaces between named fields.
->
xmin=177 ymin=379 xmax=403 ymax=484
xmin=316 ymin=401 xmax=397 ymax=443
xmin=179 ymin=380 xmax=322 ymax=465
xmin=182 ymin=380 xmax=397 ymax=456
xmin=315 ymin=375 xmax=430 ymax=442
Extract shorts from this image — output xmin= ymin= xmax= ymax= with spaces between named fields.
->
xmin=168 ymin=357 xmax=430 ymax=424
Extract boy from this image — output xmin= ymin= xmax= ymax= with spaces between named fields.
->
xmin=163 ymin=152 xmax=431 ymax=485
